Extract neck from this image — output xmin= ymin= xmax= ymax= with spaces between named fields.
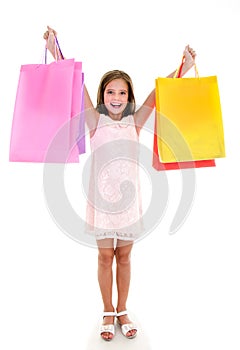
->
xmin=108 ymin=112 xmax=123 ymax=121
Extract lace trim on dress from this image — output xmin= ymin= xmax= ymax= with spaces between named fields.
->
xmin=95 ymin=231 xmax=136 ymax=241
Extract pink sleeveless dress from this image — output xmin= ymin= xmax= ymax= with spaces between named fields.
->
xmin=85 ymin=114 xmax=143 ymax=241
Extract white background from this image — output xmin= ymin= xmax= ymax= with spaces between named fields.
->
xmin=1 ymin=0 xmax=240 ymax=349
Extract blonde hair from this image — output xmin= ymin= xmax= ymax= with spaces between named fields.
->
xmin=96 ymin=70 xmax=136 ymax=118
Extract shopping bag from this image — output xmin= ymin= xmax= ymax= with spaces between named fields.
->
xmin=69 ymin=66 xmax=85 ymax=156
xmin=152 ymin=112 xmax=216 ymax=170
xmin=9 ymin=38 xmax=84 ymax=163
xmin=153 ymin=58 xmax=216 ymax=170
xmin=45 ymin=38 xmax=86 ymax=158
xmin=155 ymin=59 xmax=225 ymax=163
xmin=46 ymin=37 xmax=86 ymax=156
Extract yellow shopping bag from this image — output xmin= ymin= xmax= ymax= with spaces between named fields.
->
xmin=155 ymin=60 xmax=225 ymax=162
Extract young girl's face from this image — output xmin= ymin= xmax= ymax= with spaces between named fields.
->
xmin=103 ymin=78 xmax=129 ymax=119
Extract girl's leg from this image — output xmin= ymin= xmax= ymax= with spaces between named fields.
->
xmin=115 ymin=240 xmax=137 ymax=337
xmin=97 ymin=238 xmax=115 ymax=340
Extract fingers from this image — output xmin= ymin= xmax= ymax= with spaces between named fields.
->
xmin=43 ymin=31 xmax=49 ymax=40
xmin=184 ymin=45 xmax=196 ymax=59
xmin=47 ymin=25 xmax=57 ymax=36
xmin=43 ymin=25 xmax=57 ymax=40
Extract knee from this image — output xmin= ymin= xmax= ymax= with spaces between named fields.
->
xmin=115 ymin=248 xmax=131 ymax=266
xmin=98 ymin=249 xmax=115 ymax=268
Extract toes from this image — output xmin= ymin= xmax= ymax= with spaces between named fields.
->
xmin=108 ymin=333 xmax=113 ymax=340
xmin=101 ymin=332 xmax=108 ymax=340
xmin=101 ymin=332 xmax=113 ymax=340
xmin=127 ymin=329 xmax=137 ymax=338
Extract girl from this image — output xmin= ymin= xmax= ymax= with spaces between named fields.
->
xmin=44 ymin=26 xmax=196 ymax=341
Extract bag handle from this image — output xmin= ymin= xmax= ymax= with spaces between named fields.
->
xmin=174 ymin=56 xmax=199 ymax=78
xmin=44 ymin=35 xmax=64 ymax=64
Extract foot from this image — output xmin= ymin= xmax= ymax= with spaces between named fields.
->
xmin=117 ymin=311 xmax=137 ymax=338
xmin=100 ymin=312 xmax=116 ymax=341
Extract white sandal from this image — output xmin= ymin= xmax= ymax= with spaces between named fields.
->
xmin=116 ymin=310 xmax=138 ymax=339
xmin=100 ymin=311 xmax=116 ymax=341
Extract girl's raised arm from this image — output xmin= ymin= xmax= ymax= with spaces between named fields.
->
xmin=43 ymin=26 xmax=99 ymax=133
xmin=134 ymin=45 xmax=196 ymax=134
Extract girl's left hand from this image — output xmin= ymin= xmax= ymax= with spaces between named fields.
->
xmin=183 ymin=45 xmax=196 ymax=69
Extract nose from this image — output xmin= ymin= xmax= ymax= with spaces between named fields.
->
xmin=111 ymin=93 xmax=121 ymax=102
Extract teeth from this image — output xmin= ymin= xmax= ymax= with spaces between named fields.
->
xmin=111 ymin=103 xmax=121 ymax=107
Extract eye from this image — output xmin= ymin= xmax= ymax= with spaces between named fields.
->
xmin=120 ymin=91 xmax=127 ymax=95
xmin=106 ymin=90 xmax=114 ymax=94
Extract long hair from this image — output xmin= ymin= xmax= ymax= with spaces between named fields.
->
xmin=96 ymin=70 xmax=136 ymax=118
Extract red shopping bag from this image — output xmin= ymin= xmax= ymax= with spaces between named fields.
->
xmin=9 ymin=39 xmax=85 ymax=163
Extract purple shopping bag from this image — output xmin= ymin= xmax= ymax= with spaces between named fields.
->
xmin=71 ymin=68 xmax=85 ymax=155
xmin=77 ymin=72 xmax=85 ymax=154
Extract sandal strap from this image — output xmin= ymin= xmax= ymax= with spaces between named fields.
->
xmin=121 ymin=323 xmax=137 ymax=337
xmin=116 ymin=310 xmax=128 ymax=317
xmin=100 ymin=324 xmax=115 ymax=335
xmin=103 ymin=311 xmax=116 ymax=317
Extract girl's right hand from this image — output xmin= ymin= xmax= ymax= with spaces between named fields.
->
xmin=43 ymin=26 xmax=59 ymax=59
xmin=43 ymin=26 xmax=57 ymax=40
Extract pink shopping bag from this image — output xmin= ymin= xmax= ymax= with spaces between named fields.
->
xmin=9 ymin=48 xmax=84 ymax=162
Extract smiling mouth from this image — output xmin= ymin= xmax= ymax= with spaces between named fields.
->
xmin=110 ymin=103 xmax=122 ymax=108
